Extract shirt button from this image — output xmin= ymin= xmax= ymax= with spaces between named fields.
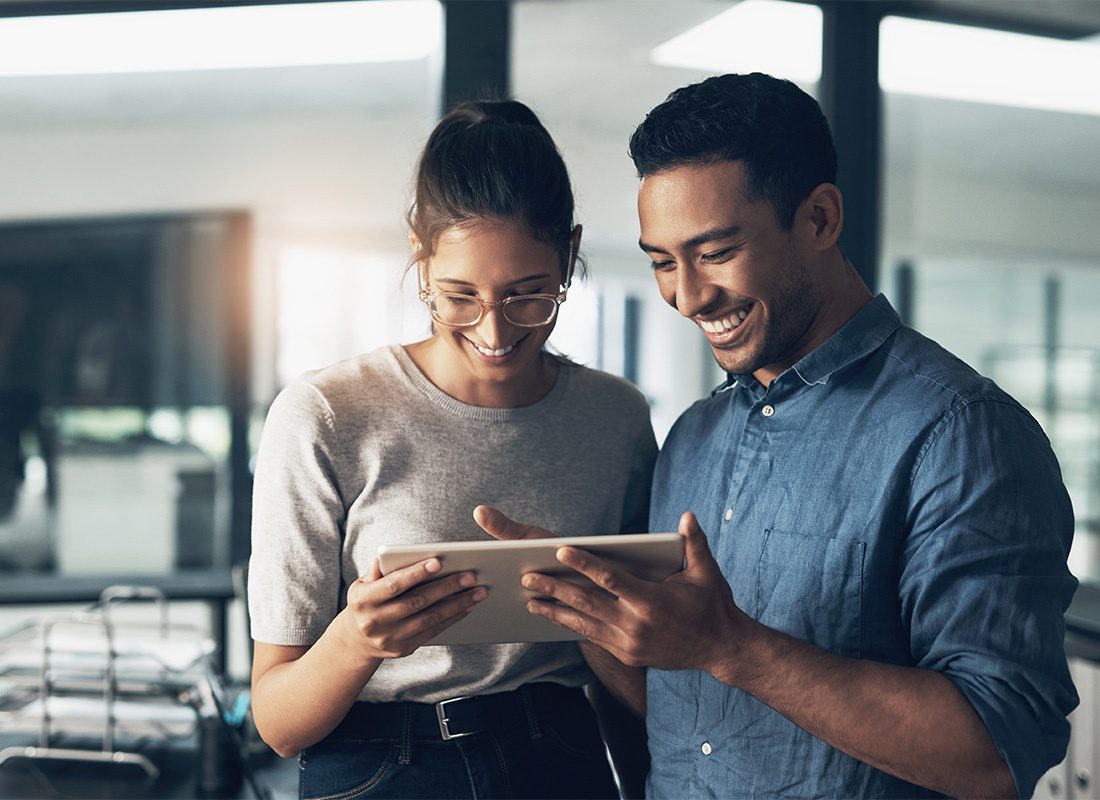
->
xmin=723 ymin=508 xmax=733 ymax=521
xmin=761 ymin=404 xmax=775 ymax=417
xmin=701 ymin=741 xmax=713 ymax=755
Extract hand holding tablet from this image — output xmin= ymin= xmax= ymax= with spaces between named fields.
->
xmin=376 ymin=533 xmax=684 ymax=645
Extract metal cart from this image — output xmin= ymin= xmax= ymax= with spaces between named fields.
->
xmin=0 ymin=585 xmax=269 ymax=798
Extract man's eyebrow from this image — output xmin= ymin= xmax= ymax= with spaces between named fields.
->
xmin=434 ymin=273 xmax=552 ymax=287
xmin=638 ymin=225 xmax=744 ymax=254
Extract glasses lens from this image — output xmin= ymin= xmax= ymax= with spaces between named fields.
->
xmin=431 ymin=294 xmax=481 ymax=326
xmin=503 ymin=296 xmax=557 ymax=327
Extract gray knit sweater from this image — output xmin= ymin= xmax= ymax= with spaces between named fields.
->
xmin=248 ymin=345 xmax=657 ymax=703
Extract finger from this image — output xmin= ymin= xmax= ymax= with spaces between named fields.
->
xmin=368 ymin=557 xmax=444 ymax=602
xmin=382 ymin=570 xmax=480 ymax=622
xmin=554 ymin=546 xmax=647 ymax=602
xmin=367 ymin=558 xmax=383 ymax=582
xmin=473 ymin=504 xmax=553 ymax=541
xmin=679 ymin=512 xmax=716 ymax=572
xmin=522 ymin=571 xmax=621 ymax=625
xmin=395 ymin=587 xmax=489 ymax=643
xmin=526 ymin=597 xmax=615 ymax=648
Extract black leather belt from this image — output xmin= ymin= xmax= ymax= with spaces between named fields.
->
xmin=334 ymin=683 xmax=585 ymax=742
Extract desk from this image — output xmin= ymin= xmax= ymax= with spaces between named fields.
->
xmin=0 ymin=570 xmax=236 ymax=673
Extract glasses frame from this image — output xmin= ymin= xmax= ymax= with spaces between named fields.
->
xmin=417 ymin=240 xmax=575 ymax=329
xmin=417 ymin=287 xmax=568 ymax=328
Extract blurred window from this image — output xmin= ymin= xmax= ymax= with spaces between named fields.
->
xmin=515 ymin=0 xmax=822 ymax=442
xmin=879 ymin=17 xmax=1100 ymax=581
xmin=0 ymin=1 xmax=443 ymax=579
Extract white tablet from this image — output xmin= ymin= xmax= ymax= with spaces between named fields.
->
xmin=376 ymin=533 xmax=684 ymax=646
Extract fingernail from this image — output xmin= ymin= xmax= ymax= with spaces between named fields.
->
xmin=472 ymin=588 xmax=488 ymax=601
xmin=425 ymin=558 xmax=441 ymax=573
xmin=459 ymin=572 xmax=476 ymax=587
xmin=527 ymin=601 xmax=539 ymax=614
xmin=522 ymin=575 xmax=537 ymax=590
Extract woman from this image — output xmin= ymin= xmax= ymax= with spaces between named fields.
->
xmin=248 ymin=100 xmax=656 ymax=799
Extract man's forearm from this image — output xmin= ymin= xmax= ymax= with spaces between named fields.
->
xmin=711 ymin=620 xmax=1016 ymax=799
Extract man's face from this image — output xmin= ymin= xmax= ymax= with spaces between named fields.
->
xmin=637 ymin=160 xmax=821 ymax=384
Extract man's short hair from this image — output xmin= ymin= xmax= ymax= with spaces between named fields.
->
xmin=628 ymin=73 xmax=837 ymax=229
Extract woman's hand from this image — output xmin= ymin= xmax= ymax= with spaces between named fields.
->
xmin=341 ymin=557 xmax=488 ymax=659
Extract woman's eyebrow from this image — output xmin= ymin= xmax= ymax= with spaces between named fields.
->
xmin=434 ymin=273 xmax=552 ymax=288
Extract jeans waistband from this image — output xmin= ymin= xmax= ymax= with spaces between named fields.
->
xmin=332 ymin=682 xmax=586 ymax=744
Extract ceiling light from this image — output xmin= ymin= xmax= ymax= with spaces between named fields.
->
xmin=0 ymin=0 xmax=441 ymax=77
xmin=650 ymin=0 xmax=822 ymax=85
xmin=880 ymin=17 xmax=1100 ymax=117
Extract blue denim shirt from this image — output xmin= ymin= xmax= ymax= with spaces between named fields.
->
xmin=647 ymin=295 xmax=1077 ymax=799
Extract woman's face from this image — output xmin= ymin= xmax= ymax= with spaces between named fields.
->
xmin=422 ymin=219 xmax=567 ymax=395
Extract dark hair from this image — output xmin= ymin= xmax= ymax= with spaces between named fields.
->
xmin=406 ymin=99 xmax=582 ymax=284
xmin=628 ymin=73 xmax=837 ymax=229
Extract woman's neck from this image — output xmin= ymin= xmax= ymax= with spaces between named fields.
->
xmin=403 ymin=337 xmax=559 ymax=409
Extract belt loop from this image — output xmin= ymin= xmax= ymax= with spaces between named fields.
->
xmin=520 ymin=685 xmax=542 ymax=740
xmin=398 ymin=704 xmax=413 ymax=765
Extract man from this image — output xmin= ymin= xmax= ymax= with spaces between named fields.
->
xmin=475 ymin=73 xmax=1077 ymax=798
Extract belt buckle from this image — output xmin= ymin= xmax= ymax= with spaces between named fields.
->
xmin=436 ymin=695 xmax=477 ymax=740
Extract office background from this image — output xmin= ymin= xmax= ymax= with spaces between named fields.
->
xmin=0 ymin=0 xmax=1097 ymax=797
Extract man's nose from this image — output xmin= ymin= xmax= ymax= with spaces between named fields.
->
xmin=675 ymin=267 xmax=720 ymax=318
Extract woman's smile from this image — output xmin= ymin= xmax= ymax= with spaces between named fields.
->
xmin=463 ymin=332 xmax=529 ymax=363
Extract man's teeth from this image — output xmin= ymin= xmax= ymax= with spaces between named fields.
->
xmin=699 ymin=307 xmax=750 ymax=334
xmin=473 ymin=341 xmax=515 ymax=357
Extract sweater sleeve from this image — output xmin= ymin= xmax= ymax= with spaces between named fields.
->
xmin=248 ymin=380 xmax=347 ymax=646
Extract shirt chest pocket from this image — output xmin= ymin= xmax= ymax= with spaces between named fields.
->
xmin=754 ymin=530 xmax=865 ymax=658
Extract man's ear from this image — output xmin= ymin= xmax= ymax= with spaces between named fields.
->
xmin=800 ymin=183 xmax=843 ymax=251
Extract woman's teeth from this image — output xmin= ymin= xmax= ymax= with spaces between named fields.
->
xmin=473 ymin=341 xmax=515 ymax=357
xmin=699 ymin=306 xmax=751 ymax=334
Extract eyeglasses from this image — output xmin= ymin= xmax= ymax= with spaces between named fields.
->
xmin=418 ymin=288 xmax=567 ymax=328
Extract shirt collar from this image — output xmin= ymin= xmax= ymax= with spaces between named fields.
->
xmin=720 ymin=294 xmax=902 ymax=393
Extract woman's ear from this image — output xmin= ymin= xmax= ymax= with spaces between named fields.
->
xmin=409 ymin=233 xmax=431 ymax=291
xmin=800 ymin=184 xmax=843 ymax=251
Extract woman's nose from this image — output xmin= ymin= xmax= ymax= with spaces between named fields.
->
xmin=476 ymin=303 xmax=511 ymax=347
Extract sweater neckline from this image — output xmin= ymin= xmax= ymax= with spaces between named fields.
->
xmin=389 ymin=344 xmax=570 ymax=421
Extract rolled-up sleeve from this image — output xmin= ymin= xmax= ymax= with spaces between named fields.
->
xmin=899 ymin=396 xmax=1078 ymax=798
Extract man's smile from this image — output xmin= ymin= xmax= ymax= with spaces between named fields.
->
xmin=696 ymin=303 xmax=754 ymax=344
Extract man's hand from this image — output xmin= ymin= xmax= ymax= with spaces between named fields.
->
xmin=497 ymin=509 xmax=749 ymax=674
xmin=473 ymin=504 xmax=555 ymax=540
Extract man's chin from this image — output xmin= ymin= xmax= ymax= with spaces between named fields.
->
xmin=710 ymin=345 xmax=754 ymax=376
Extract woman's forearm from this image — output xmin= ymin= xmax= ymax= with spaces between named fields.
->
xmin=251 ymin=609 xmax=383 ymax=757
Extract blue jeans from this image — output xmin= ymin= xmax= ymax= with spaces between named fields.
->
xmin=299 ymin=685 xmax=619 ymax=800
